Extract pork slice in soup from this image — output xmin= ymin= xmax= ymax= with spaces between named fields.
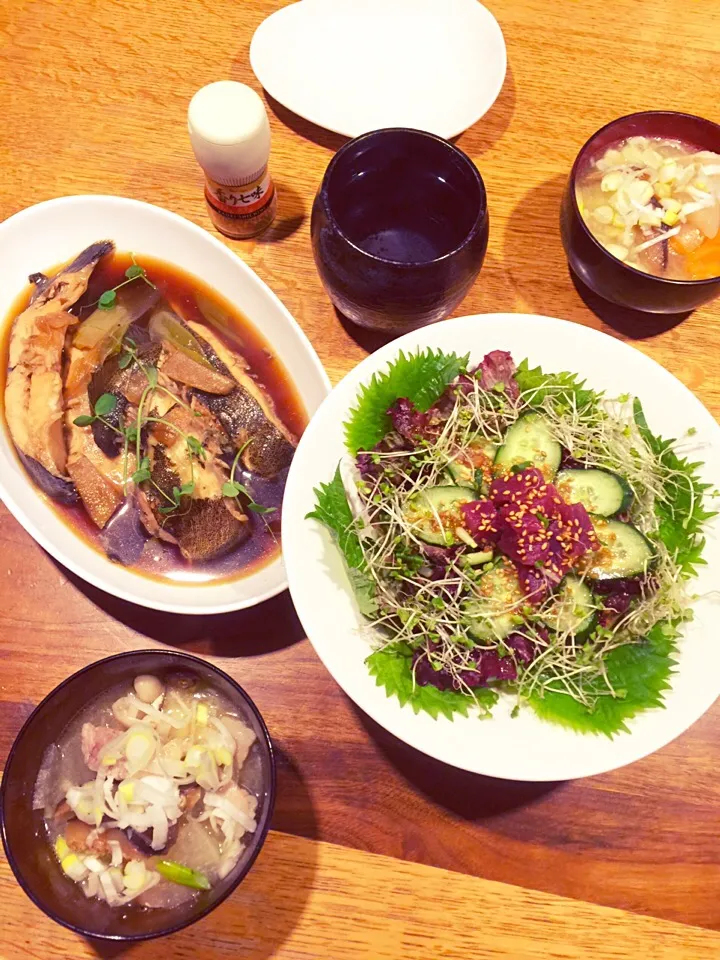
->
xmin=36 ymin=673 xmax=261 ymax=910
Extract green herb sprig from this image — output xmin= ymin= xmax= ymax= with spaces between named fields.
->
xmin=96 ymin=254 xmax=156 ymax=311
xmin=222 ymin=444 xmax=276 ymax=515
xmin=158 ymin=483 xmax=196 ymax=514
xmin=72 ymin=392 xmax=119 ymax=430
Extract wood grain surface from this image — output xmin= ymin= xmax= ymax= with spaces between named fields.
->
xmin=1 ymin=0 xmax=720 ymax=951
xmin=3 ymin=830 xmax=720 ymax=960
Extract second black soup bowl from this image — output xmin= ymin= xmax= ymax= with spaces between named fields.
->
xmin=0 ymin=650 xmax=275 ymax=942
xmin=311 ymin=128 xmax=489 ymax=333
xmin=561 ymin=110 xmax=720 ymax=314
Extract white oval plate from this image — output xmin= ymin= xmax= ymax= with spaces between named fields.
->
xmin=250 ymin=0 xmax=507 ymax=140
xmin=0 ymin=196 xmax=330 ymax=615
xmin=283 ymin=314 xmax=720 ymax=780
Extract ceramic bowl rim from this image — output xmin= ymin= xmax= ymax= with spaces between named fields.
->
xmin=0 ymin=649 xmax=277 ymax=942
xmin=568 ymin=109 xmax=720 ymax=287
xmin=318 ymin=127 xmax=488 ymax=267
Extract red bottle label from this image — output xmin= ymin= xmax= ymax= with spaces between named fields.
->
xmin=204 ymin=169 xmax=276 ymax=238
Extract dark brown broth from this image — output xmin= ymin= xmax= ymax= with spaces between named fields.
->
xmin=0 ymin=252 xmax=308 ymax=585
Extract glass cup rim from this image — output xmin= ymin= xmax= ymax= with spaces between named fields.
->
xmin=319 ymin=126 xmax=488 ymax=267
xmin=0 ymin=648 xmax=276 ymax=942
xmin=569 ymin=109 xmax=720 ymax=287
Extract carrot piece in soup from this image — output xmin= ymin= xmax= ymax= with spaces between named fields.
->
xmin=686 ymin=233 xmax=720 ymax=280
xmin=670 ymin=225 xmax=704 ymax=256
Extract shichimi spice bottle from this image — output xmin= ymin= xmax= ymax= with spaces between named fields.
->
xmin=188 ymin=80 xmax=277 ymax=239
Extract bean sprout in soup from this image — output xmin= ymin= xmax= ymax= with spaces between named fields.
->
xmin=576 ymin=136 xmax=720 ymax=280
xmin=33 ymin=671 xmax=263 ymax=910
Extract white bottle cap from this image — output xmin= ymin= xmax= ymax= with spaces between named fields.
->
xmin=188 ymin=81 xmax=271 ymax=186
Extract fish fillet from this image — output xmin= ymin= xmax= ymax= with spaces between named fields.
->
xmin=143 ymin=436 xmax=249 ymax=561
xmin=185 ymin=320 xmax=296 ymax=477
xmin=4 ymin=241 xmax=113 ymax=479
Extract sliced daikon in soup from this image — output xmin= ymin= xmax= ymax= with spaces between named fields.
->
xmin=37 ymin=671 xmax=262 ymax=910
xmin=576 ymin=135 xmax=720 ymax=280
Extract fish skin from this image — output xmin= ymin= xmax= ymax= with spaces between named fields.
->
xmin=27 ymin=240 xmax=114 ymax=307
xmin=4 ymin=241 xmax=114 ymax=479
xmin=17 ymin=451 xmax=79 ymax=503
xmin=87 ymin=343 xmax=162 ymax=457
xmin=169 ymin=497 xmax=250 ymax=562
xmin=27 ymin=272 xmax=50 ymax=301
xmin=99 ymin=493 xmax=149 ymax=565
xmin=185 ymin=319 xmax=296 ymax=478
xmin=143 ymin=446 xmax=249 ymax=561
xmin=144 ymin=403 xmax=248 ymax=559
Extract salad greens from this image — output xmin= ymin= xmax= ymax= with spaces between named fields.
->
xmin=367 ymin=643 xmax=498 ymax=722
xmin=309 ymin=350 xmax=714 ymax=737
xmin=632 ymin=397 xmax=714 ymax=577
xmin=344 ymin=348 xmax=468 ymax=455
xmin=309 ymin=465 xmax=365 ymax=570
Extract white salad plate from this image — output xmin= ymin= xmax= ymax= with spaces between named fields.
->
xmin=250 ymin=0 xmax=507 ymax=140
xmin=282 ymin=314 xmax=720 ymax=780
xmin=0 ymin=195 xmax=330 ymax=615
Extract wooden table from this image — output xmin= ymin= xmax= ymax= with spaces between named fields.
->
xmin=1 ymin=0 xmax=719 ymax=956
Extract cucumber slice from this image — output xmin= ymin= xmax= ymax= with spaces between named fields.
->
xmin=447 ymin=440 xmax=497 ymax=491
xmin=494 ymin=413 xmax=561 ymax=480
xmin=585 ymin=517 xmax=654 ymax=580
xmin=401 ymin=485 xmax=476 ymax=546
xmin=464 ymin=560 xmax=525 ymax=640
xmin=541 ymin=576 xmax=597 ymax=637
xmin=460 ymin=549 xmax=494 ymax=568
xmin=447 ymin=462 xmax=473 ymax=486
xmin=556 ymin=468 xmax=633 ymax=517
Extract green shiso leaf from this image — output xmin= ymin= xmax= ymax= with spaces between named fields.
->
xmin=366 ymin=643 xmax=498 ymax=721
xmin=307 ymin=465 xmax=364 ymax=569
xmin=344 ymin=348 xmax=469 ymax=456
xmin=633 ymin=398 xmax=716 ymax=577
xmin=349 ymin=567 xmax=379 ymax=617
xmin=529 ymin=620 xmax=680 ymax=737
xmin=307 ymin=466 xmax=377 ymax=615
xmin=515 ymin=358 xmax=598 ymax=411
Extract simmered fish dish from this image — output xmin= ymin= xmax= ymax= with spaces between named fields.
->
xmin=33 ymin=671 xmax=262 ymax=908
xmin=1 ymin=242 xmax=306 ymax=582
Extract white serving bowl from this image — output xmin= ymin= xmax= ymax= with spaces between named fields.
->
xmin=0 ymin=196 xmax=330 ymax=614
xmin=282 ymin=314 xmax=720 ymax=780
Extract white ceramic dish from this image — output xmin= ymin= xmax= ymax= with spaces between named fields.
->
xmin=0 ymin=195 xmax=330 ymax=615
xmin=250 ymin=0 xmax=507 ymax=140
xmin=283 ymin=314 xmax=720 ymax=780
